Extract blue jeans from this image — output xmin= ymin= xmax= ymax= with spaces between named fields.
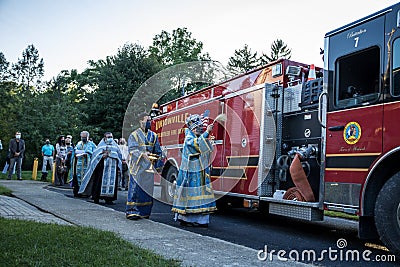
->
xmin=8 ymin=157 xmax=22 ymax=179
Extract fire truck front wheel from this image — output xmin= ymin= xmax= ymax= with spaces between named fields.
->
xmin=374 ymin=172 xmax=400 ymax=257
xmin=162 ymin=166 xmax=178 ymax=204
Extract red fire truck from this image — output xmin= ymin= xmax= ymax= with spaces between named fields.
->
xmin=151 ymin=3 xmax=400 ymax=255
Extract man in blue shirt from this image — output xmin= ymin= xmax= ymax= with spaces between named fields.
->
xmin=41 ymin=138 xmax=55 ymax=180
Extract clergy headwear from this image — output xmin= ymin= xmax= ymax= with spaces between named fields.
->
xmin=186 ymin=114 xmax=203 ymax=131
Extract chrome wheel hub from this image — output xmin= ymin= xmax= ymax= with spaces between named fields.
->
xmin=397 ymin=202 xmax=400 ymax=229
xmin=168 ymin=176 xmax=177 ymax=199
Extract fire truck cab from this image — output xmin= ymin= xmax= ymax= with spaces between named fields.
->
xmin=323 ymin=2 xmax=400 ymax=255
xmin=152 ymin=2 xmax=400 ymax=256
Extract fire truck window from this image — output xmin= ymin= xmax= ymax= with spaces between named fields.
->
xmin=393 ymin=38 xmax=400 ymax=96
xmin=336 ymin=47 xmax=380 ymax=108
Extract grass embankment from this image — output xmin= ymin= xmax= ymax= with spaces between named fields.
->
xmin=0 ymin=170 xmax=40 ymax=181
xmin=324 ymin=210 xmax=358 ymax=221
xmin=0 ymin=218 xmax=180 ymax=267
xmin=0 ymin=185 xmax=12 ymax=196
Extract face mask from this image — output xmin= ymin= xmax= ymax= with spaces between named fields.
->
xmin=16 ymin=134 xmax=21 ymax=139
xmin=145 ymin=120 xmax=151 ymax=131
xmin=106 ymin=138 xmax=113 ymax=144
xmin=66 ymin=142 xmax=71 ymax=145
xmin=81 ymin=137 xmax=88 ymax=143
xmin=46 ymin=141 xmax=50 ymax=144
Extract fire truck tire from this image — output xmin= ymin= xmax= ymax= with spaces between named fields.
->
xmin=216 ymin=196 xmax=243 ymax=210
xmin=374 ymin=172 xmax=400 ymax=257
xmin=161 ymin=166 xmax=178 ymax=204
xmin=215 ymin=197 xmax=229 ymax=210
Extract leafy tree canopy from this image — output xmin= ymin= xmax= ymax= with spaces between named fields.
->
xmin=0 ymin=52 xmax=10 ymax=82
xmin=11 ymin=44 xmax=44 ymax=91
xmin=260 ymin=39 xmax=292 ymax=64
xmin=227 ymin=44 xmax=260 ymax=76
xmin=149 ymin=27 xmax=210 ymax=66
xmin=80 ymin=43 xmax=159 ymax=136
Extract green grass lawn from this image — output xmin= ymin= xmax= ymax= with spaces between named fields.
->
xmin=0 ymin=217 xmax=181 ymax=267
xmin=0 ymin=185 xmax=12 ymax=196
xmin=0 ymin=170 xmax=50 ymax=181
xmin=0 ymin=173 xmax=180 ymax=266
xmin=324 ymin=210 xmax=358 ymax=221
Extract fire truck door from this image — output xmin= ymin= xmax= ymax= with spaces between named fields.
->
xmin=383 ymin=15 xmax=400 ymax=153
xmin=324 ymin=15 xmax=385 ymax=207
xmin=222 ymin=89 xmax=263 ymax=195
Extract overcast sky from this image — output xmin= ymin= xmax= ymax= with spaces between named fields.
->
xmin=1 ymin=0 xmax=399 ymax=81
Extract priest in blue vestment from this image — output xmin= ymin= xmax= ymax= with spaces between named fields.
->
xmin=79 ymin=132 xmax=122 ymax=204
xmin=126 ymin=114 xmax=162 ymax=220
xmin=172 ymin=114 xmax=217 ymax=227
xmin=69 ymin=131 xmax=96 ymax=197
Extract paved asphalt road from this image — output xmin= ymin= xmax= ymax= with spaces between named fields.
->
xmin=48 ymin=185 xmax=399 ymax=267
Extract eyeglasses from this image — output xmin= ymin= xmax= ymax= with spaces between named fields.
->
xmin=106 ymin=136 xmax=113 ymax=138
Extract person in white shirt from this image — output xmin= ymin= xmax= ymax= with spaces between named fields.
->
xmin=118 ymin=137 xmax=129 ymax=190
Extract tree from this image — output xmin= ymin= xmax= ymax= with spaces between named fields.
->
xmin=148 ymin=28 xmax=215 ymax=103
xmin=0 ymin=45 xmax=45 ymax=166
xmin=80 ymin=43 xmax=159 ymax=137
xmin=44 ymin=70 xmax=89 ymax=136
xmin=0 ymin=81 xmax=18 ymax=146
xmin=260 ymin=39 xmax=292 ymax=64
xmin=0 ymin=68 xmax=100 ymax=169
xmin=0 ymin=52 xmax=10 ymax=82
xmin=226 ymin=44 xmax=260 ymax=76
xmin=12 ymin=44 xmax=44 ymax=91
xmin=149 ymin=27 xmax=210 ymax=66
